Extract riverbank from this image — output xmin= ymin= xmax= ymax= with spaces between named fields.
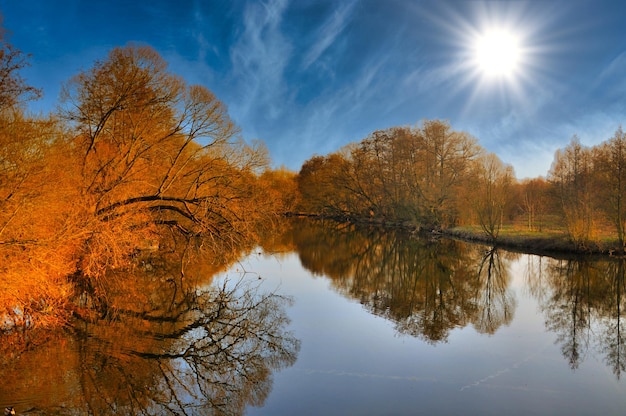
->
xmin=442 ymin=226 xmax=624 ymax=257
xmin=286 ymin=213 xmax=625 ymax=257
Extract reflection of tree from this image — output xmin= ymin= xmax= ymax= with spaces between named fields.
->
xmin=0 ymin=254 xmax=299 ymax=415
xmin=523 ymin=255 xmax=550 ymax=305
xmin=291 ymin=220 xmax=514 ymax=343
xmin=525 ymin=254 xmax=626 ymax=379
xmin=84 ymin=278 xmax=299 ymax=415
xmin=541 ymin=259 xmax=596 ymax=369
xmin=529 ymin=254 xmax=626 ymax=373
xmin=596 ymin=259 xmax=626 ymax=378
xmin=472 ymin=248 xmax=516 ymax=334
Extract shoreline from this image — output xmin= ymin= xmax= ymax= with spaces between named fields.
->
xmin=286 ymin=213 xmax=625 ymax=257
xmin=440 ymin=228 xmax=619 ymax=258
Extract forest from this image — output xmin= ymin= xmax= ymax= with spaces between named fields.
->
xmin=1 ymin=25 xmax=625 ymax=331
xmin=297 ymin=120 xmax=626 ymax=252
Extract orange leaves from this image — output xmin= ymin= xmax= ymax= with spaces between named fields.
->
xmin=297 ymin=120 xmax=481 ymax=227
xmin=0 ymin=45 xmax=272 ymax=330
xmin=0 ymin=245 xmax=74 ymax=331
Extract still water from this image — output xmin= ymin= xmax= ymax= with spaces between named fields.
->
xmin=2 ymin=220 xmax=626 ymax=415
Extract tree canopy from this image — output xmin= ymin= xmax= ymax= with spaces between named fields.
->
xmin=0 ymin=43 xmax=294 ymax=330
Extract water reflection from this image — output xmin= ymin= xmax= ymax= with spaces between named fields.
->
xmin=0 ymin=248 xmax=300 ymax=415
xmin=290 ymin=220 xmax=626 ymax=379
xmin=598 ymin=260 xmax=626 ymax=378
xmin=527 ymin=255 xmax=626 ymax=377
xmin=290 ymin=220 xmax=516 ymax=343
xmin=4 ymin=219 xmax=626 ymax=415
xmin=473 ymin=248 xmax=516 ymax=335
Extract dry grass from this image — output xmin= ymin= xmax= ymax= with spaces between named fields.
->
xmin=447 ymin=216 xmax=622 ymax=255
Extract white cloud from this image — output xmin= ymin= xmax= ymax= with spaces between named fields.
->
xmin=301 ymin=1 xmax=357 ymax=70
xmin=598 ymin=51 xmax=626 ymax=83
xmin=487 ymin=107 xmax=626 ymax=180
xmin=190 ymin=3 xmax=214 ymax=63
xmin=228 ymin=0 xmax=292 ymax=125
xmin=403 ymin=63 xmax=460 ymax=95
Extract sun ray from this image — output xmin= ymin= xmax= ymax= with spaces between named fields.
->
xmin=474 ymin=29 xmax=521 ymax=78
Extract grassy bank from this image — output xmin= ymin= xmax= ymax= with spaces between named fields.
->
xmin=287 ymin=213 xmax=625 ymax=256
xmin=444 ymin=225 xmax=624 ymax=256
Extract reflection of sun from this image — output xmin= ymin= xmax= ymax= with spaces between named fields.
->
xmin=473 ymin=29 xmax=521 ymax=78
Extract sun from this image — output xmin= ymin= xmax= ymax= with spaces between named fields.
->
xmin=473 ymin=29 xmax=522 ymax=78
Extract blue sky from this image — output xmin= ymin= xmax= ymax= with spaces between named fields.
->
xmin=1 ymin=0 xmax=626 ymax=179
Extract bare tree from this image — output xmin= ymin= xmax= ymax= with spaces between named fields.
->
xmin=0 ymin=17 xmax=41 ymax=112
xmin=549 ymin=137 xmax=596 ymax=248
xmin=470 ymin=153 xmax=514 ymax=240
xmin=595 ymin=126 xmax=626 ymax=250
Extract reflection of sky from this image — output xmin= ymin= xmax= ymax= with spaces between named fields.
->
xmin=2 ymin=1 xmax=626 ymax=179
xmin=224 ymin=251 xmax=626 ymax=415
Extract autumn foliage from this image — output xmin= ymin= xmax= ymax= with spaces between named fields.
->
xmin=296 ymin=120 xmax=510 ymax=231
xmin=0 ymin=41 xmax=293 ymax=330
xmin=2 ymin=22 xmax=626 ymax=333
xmin=297 ymin=122 xmax=626 ymax=254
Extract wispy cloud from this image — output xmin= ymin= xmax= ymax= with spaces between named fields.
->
xmin=478 ymin=105 xmax=626 ymax=179
xmin=594 ymin=50 xmax=626 ymax=96
xmin=190 ymin=2 xmax=213 ymax=62
xmin=228 ymin=0 xmax=292 ymax=126
xmin=224 ymin=0 xmax=394 ymax=165
xmin=269 ymin=49 xmax=402 ymax=165
xmin=598 ymin=50 xmax=626 ymax=82
xmin=301 ymin=1 xmax=357 ymax=70
xmin=402 ymin=62 xmax=465 ymax=100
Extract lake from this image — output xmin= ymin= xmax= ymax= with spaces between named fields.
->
xmin=2 ymin=219 xmax=626 ymax=415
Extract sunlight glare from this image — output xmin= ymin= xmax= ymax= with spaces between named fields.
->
xmin=474 ymin=29 xmax=521 ymax=78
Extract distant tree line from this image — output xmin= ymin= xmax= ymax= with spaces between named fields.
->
xmin=297 ymin=120 xmax=513 ymax=237
xmin=296 ymin=121 xmax=626 ymax=251
xmin=549 ymin=132 xmax=626 ymax=249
